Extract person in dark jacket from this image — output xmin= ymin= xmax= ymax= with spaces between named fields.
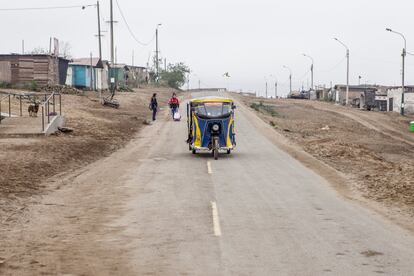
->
xmin=149 ymin=93 xmax=158 ymax=121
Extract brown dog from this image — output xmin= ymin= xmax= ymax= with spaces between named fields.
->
xmin=28 ymin=102 xmax=39 ymax=117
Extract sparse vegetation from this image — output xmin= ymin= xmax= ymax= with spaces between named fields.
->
xmin=0 ymin=81 xmax=11 ymax=88
xmin=159 ymin=62 xmax=190 ymax=89
xmin=250 ymin=102 xmax=280 ymax=117
xmin=30 ymin=80 xmax=38 ymax=91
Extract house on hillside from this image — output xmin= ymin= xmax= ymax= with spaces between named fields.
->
xmin=66 ymin=58 xmax=108 ymax=90
xmin=0 ymin=54 xmax=69 ymax=87
xmin=333 ymin=84 xmax=379 ymax=105
xmin=127 ymin=66 xmax=148 ymax=88
xmin=386 ymin=86 xmax=414 ymax=113
xmin=110 ymin=64 xmax=129 ymax=88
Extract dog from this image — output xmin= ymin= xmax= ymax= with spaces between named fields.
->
xmin=28 ymin=102 xmax=40 ymax=117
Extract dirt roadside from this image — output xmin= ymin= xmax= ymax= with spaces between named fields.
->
xmin=0 ymin=87 xmax=174 ymax=224
xmin=234 ymin=94 xmax=414 ymax=224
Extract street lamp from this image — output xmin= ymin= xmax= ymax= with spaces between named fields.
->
xmin=334 ymin=37 xmax=350 ymax=105
xmin=270 ymin=74 xmax=278 ymax=98
xmin=386 ymin=28 xmax=407 ymax=115
xmin=263 ymin=75 xmax=274 ymax=98
xmin=302 ymin=54 xmax=314 ymax=91
xmin=283 ymin=65 xmax=292 ymax=95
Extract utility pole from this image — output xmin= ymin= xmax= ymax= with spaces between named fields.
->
xmin=90 ymin=52 xmax=94 ymax=91
xmin=386 ymin=28 xmax=407 ymax=116
xmin=265 ymin=81 xmax=268 ymax=98
xmin=402 ymin=47 xmax=406 ymax=115
xmin=22 ymin=40 xmax=24 ymax=54
xmin=109 ymin=0 xmax=115 ymax=96
xmin=155 ymin=24 xmax=162 ymax=82
xmin=198 ymin=79 xmax=201 ymax=90
xmin=96 ymin=1 xmax=102 ymax=61
xmin=346 ymin=48 xmax=349 ymax=104
xmin=334 ymin=38 xmax=350 ymax=105
xmin=156 ymin=28 xmax=159 ymax=77
xmin=110 ymin=0 xmax=114 ymax=65
xmin=358 ymin=75 xmax=362 ymax=85
xmin=164 ymin=58 xmax=167 ymax=71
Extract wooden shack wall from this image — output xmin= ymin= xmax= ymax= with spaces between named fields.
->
xmin=0 ymin=61 xmax=11 ymax=83
xmin=0 ymin=55 xmax=65 ymax=87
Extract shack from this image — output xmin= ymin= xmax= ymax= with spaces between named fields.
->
xmin=110 ymin=64 xmax=129 ymax=88
xmin=386 ymin=86 xmax=414 ymax=113
xmin=66 ymin=58 xmax=105 ymax=90
xmin=0 ymin=54 xmax=69 ymax=87
xmin=127 ymin=66 xmax=147 ymax=88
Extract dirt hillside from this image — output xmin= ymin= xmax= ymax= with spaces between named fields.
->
xmin=237 ymin=95 xmax=414 ymax=216
xmin=0 ymin=87 xmax=174 ymax=223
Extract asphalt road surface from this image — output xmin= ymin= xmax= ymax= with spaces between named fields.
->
xmin=3 ymin=92 xmax=414 ymax=276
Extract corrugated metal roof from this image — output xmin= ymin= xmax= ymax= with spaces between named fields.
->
xmin=70 ymin=58 xmax=103 ymax=68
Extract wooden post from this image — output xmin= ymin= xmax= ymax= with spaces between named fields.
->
xmin=42 ymin=106 xmax=44 ymax=131
xmin=19 ymin=96 xmax=22 ymax=116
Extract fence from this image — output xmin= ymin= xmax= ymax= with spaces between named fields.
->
xmin=41 ymin=92 xmax=62 ymax=132
xmin=0 ymin=91 xmax=62 ymax=131
xmin=0 ymin=93 xmax=11 ymax=124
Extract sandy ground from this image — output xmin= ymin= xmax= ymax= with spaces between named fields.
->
xmin=235 ymin=94 xmax=414 ymax=218
xmin=0 ymin=87 xmax=174 ymax=224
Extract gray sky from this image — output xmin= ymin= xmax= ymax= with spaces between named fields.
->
xmin=1 ymin=0 xmax=414 ymax=96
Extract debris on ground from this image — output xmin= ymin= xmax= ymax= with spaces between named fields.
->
xmin=58 ymin=127 xmax=74 ymax=133
xmin=41 ymin=85 xmax=84 ymax=95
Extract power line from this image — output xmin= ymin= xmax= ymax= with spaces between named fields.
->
xmin=0 ymin=4 xmax=95 ymax=11
xmin=114 ymin=0 xmax=156 ymax=46
xmin=317 ymin=57 xmax=346 ymax=73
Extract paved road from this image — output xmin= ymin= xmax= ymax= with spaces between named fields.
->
xmin=2 ymin=92 xmax=414 ymax=275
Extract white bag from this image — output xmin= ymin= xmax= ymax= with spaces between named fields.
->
xmin=173 ymin=112 xmax=181 ymax=121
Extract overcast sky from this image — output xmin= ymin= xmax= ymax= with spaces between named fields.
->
xmin=1 ymin=0 xmax=414 ymax=96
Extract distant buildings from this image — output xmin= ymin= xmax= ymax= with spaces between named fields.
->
xmin=0 ymin=53 xmax=149 ymax=91
xmin=283 ymin=84 xmax=414 ymax=114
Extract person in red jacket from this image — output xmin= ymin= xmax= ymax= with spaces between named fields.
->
xmin=168 ymin=93 xmax=180 ymax=119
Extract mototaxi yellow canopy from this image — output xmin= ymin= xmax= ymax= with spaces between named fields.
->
xmin=189 ymin=96 xmax=234 ymax=104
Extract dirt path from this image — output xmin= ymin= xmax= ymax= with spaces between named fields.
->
xmin=301 ymin=101 xmax=414 ymax=147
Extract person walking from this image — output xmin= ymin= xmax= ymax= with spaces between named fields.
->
xmin=168 ymin=93 xmax=180 ymax=120
xmin=149 ymin=93 xmax=158 ymax=121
